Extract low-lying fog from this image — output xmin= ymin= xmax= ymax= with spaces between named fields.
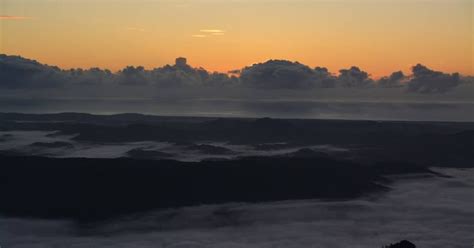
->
xmin=2 ymin=167 xmax=473 ymax=248
xmin=1 ymin=97 xmax=474 ymax=122
xmin=0 ymin=131 xmax=350 ymax=162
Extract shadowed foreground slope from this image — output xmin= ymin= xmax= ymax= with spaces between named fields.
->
xmin=0 ymin=155 xmax=433 ymax=222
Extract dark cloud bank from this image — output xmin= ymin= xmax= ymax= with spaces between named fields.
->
xmin=1 ymin=54 xmax=469 ymax=92
xmin=1 ymin=54 xmax=473 ymax=121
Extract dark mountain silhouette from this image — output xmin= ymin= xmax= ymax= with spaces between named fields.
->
xmin=252 ymin=143 xmax=294 ymax=151
xmin=285 ymin=148 xmax=329 ymax=158
xmin=30 ymin=141 xmax=74 ymax=149
xmin=384 ymin=240 xmax=416 ymax=248
xmin=185 ymin=144 xmax=235 ymax=155
xmin=126 ymin=148 xmax=174 ymax=160
xmin=1 ymin=113 xmax=473 ymax=167
xmin=0 ymin=155 xmax=434 ymax=222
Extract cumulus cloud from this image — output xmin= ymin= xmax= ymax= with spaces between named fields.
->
xmin=313 ymin=67 xmax=337 ymax=88
xmin=240 ymin=60 xmax=316 ymax=89
xmin=0 ymin=54 xmax=467 ymax=94
xmin=1 ymin=55 xmax=471 ymax=121
xmin=0 ymin=55 xmax=66 ymax=88
xmin=337 ymin=66 xmax=373 ymax=88
xmin=377 ymin=71 xmax=406 ymax=88
xmin=239 ymin=62 xmax=376 ymax=89
xmin=65 ymin=67 xmax=114 ymax=85
xmin=406 ymin=64 xmax=461 ymax=93
xmin=0 ymin=54 xmax=236 ymax=89
xmin=117 ymin=66 xmax=149 ymax=85
xmin=228 ymin=69 xmax=241 ymax=75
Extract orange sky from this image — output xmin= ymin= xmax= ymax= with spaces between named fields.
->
xmin=0 ymin=0 xmax=472 ymax=78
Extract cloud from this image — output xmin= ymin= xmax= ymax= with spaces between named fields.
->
xmin=377 ymin=71 xmax=407 ymax=88
xmin=0 ymin=54 xmax=238 ymax=89
xmin=337 ymin=66 xmax=373 ymax=88
xmin=193 ymin=29 xmax=225 ymax=38
xmin=228 ymin=69 xmax=241 ymax=74
xmin=117 ymin=66 xmax=148 ymax=85
xmin=240 ymin=60 xmax=316 ymax=89
xmin=66 ymin=67 xmax=114 ymax=86
xmin=200 ymin=29 xmax=225 ymax=33
xmin=0 ymin=16 xmax=30 ymax=20
xmin=0 ymin=54 xmax=466 ymax=95
xmin=406 ymin=64 xmax=460 ymax=93
xmin=313 ymin=67 xmax=337 ymax=88
xmin=0 ymin=55 xmax=65 ymax=89
xmin=2 ymin=168 xmax=473 ymax=248
xmin=1 ymin=55 xmax=472 ymax=122
xmin=239 ymin=61 xmax=375 ymax=90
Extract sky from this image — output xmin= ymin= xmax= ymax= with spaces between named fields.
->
xmin=0 ymin=0 xmax=472 ymax=78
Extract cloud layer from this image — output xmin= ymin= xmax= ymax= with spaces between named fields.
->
xmin=407 ymin=64 xmax=461 ymax=93
xmin=0 ymin=55 xmax=237 ymax=89
xmin=0 ymin=54 xmax=471 ymax=94
xmin=2 ymin=168 xmax=473 ymax=248
xmin=0 ymin=16 xmax=30 ymax=20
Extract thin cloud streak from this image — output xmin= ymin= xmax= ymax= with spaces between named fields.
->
xmin=194 ymin=29 xmax=225 ymax=37
xmin=0 ymin=16 xmax=30 ymax=20
xmin=200 ymin=29 xmax=225 ymax=33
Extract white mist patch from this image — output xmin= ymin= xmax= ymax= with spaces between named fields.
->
xmin=0 ymin=131 xmax=349 ymax=161
xmin=0 ymin=131 xmax=78 ymax=157
xmin=0 ymin=131 xmax=172 ymax=159
xmin=58 ymin=141 xmax=172 ymax=159
xmin=205 ymin=144 xmax=345 ymax=161
xmin=0 ymin=131 xmax=73 ymax=150
xmin=1 ymin=168 xmax=473 ymax=248
xmin=169 ymin=142 xmax=350 ymax=162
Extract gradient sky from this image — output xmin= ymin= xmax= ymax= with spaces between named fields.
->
xmin=0 ymin=0 xmax=472 ymax=77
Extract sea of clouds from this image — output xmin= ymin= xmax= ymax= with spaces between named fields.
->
xmin=1 ymin=168 xmax=473 ymax=248
xmin=0 ymin=131 xmax=350 ymax=161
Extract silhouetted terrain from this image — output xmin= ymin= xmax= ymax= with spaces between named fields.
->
xmin=126 ymin=148 xmax=175 ymax=160
xmin=0 ymin=154 xmax=435 ymax=222
xmin=0 ymin=113 xmax=472 ymax=247
xmin=384 ymin=240 xmax=417 ymax=248
xmin=1 ymin=112 xmax=473 ymax=166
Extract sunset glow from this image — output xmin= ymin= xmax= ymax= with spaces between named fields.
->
xmin=0 ymin=0 xmax=472 ymax=77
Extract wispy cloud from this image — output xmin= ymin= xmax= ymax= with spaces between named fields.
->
xmin=193 ymin=29 xmax=225 ymax=38
xmin=200 ymin=29 xmax=225 ymax=33
xmin=0 ymin=15 xmax=30 ymax=20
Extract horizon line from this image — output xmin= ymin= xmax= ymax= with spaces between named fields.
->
xmin=1 ymin=53 xmax=471 ymax=79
